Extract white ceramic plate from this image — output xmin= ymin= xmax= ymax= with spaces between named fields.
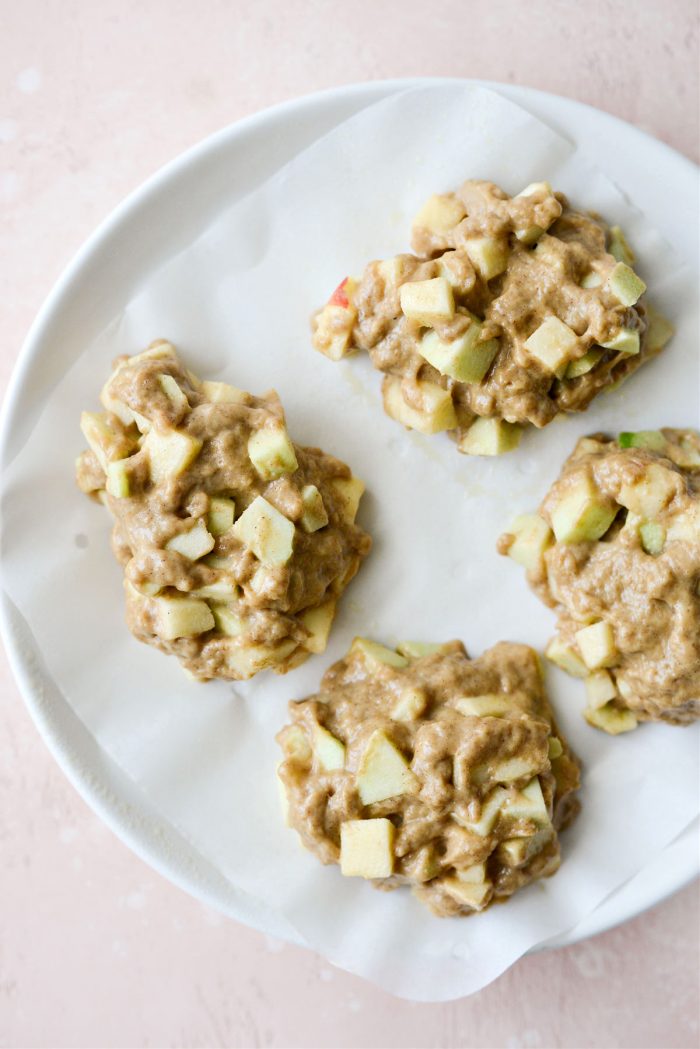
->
xmin=1 ymin=79 xmax=697 ymax=955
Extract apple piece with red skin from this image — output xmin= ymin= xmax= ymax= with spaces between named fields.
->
xmin=329 ymin=277 xmax=350 ymax=308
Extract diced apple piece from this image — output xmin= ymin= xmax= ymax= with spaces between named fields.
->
xmin=463 ymin=236 xmax=509 ymax=280
xmin=158 ymin=373 xmax=189 ymax=412
xmin=207 ymin=496 xmax=236 ymax=536
xmin=524 ymin=316 xmax=579 ymax=373
xmin=618 ymin=430 xmax=666 ymax=451
xmin=545 ymin=638 xmax=589 ymax=678
xmin=458 ymin=417 xmax=522 ymax=456
xmin=497 ymin=837 xmax=530 ymax=866
xmin=391 ymin=686 xmax=428 ymax=722
xmin=377 ymin=256 xmax=411 ymax=288
xmin=248 ymin=425 xmax=298 ymax=480
xmin=299 ymin=485 xmax=328 ymax=533
xmin=226 ymin=639 xmax=298 ymax=678
xmin=503 ymin=513 xmax=553 ymax=571
xmin=666 ymin=507 xmax=700 ymax=544
xmin=350 ymin=637 xmax=408 ymax=669
xmin=210 ymin=604 xmax=245 ymax=636
xmin=548 ymin=737 xmax=563 ymax=759
xmin=489 ymin=756 xmax=541 ymax=783
xmin=399 ymin=277 xmax=455 ymax=326
xmin=299 ymin=599 xmax=336 ymax=654
xmin=232 ymin=496 xmax=295 ymax=566
xmin=313 ymin=302 xmax=357 ymax=361
xmin=166 ymin=519 xmax=215 ymax=561
xmin=455 ymin=862 xmax=488 ymax=884
xmin=580 ymin=270 xmax=603 ymax=289
xmin=100 ymin=389 xmax=135 ymax=426
xmin=608 ymin=225 xmax=635 ymax=266
xmin=418 ymin=326 xmax=499 ymax=384
xmin=279 ymin=724 xmax=313 ymax=767
xmin=639 ymin=521 xmax=666 ymax=555
xmin=129 ymin=342 xmax=174 ymax=365
xmin=313 ymin=724 xmax=345 ymax=771
xmin=105 ymin=459 xmax=131 ymax=498
xmin=80 ymin=411 xmax=135 ymax=472
xmin=328 ymin=276 xmax=357 ymax=308
xmin=566 ymin=348 xmax=603 ymax=378
xmin=504 ymin=777 xmax=550 ymax=825
xmin=617 ymin=463 xmax=678 ymax=518
xmin=133 ymin=580 xmax=161 ymax=597
xmin=645 ymin=305 xmax=674 ymax=352
xmin=454 ymin=694 xmax=512 ymax=717
xmin=144 ymin=427 xmax=202 ymax=484
xmin=515 ymin=224 xmax=545 ymax=245
xmin=575 ymin=620 xmax=617 ymax=670
xmin=340 ymin=818 xmax=394 ymax=879
xmin=413 ymin=193 xmax=466 ymax=233
xmin=585 ymin=703 xmax=638 ymax=734
xmin=585 ymin=669 xmax=618 ymax=709
xmin=383 ymin=377 xmax=457 ymax=435
xmin=461 ymin=787 xmax=508 ymax=836
xmin=190 ymin=579 xmax=238 ymax=601
xmin=600 ymin=328 xmax=640 ymax=356
xmin=395 ymin=641 xmax=446 ymax=659
xmin=356 ymin=730 xmax=419 ymax=805
xmin=605 ymin=262 xmax=646 ymax=306
xmin=549 ymin=475 xmax=617 ymax=543
xmin=330 ymin=476 xmax=365 ymax=523
xmin=517 ymin=180 xmax=553 ymax=198
xmin=441 ymin=878 xmax=492 ymax=909
xmin=201 ymin=380 xmax=247 ymax=403
xmin=154 ymin=595 xmax=215 ymax=640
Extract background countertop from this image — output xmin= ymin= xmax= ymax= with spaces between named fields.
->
xmin=1 ymin=2 xmax=698 ymax=1047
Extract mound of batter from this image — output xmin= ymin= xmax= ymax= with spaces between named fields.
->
xmin=499 ymin=429 xmax=700 ymax=731
xmin=312 ymin=180 xmax=672 ymax=455
xmin=76 ymin=341 xmax=371 ymax=680
xmin=277 ymin=638 xmax=579 ymax=917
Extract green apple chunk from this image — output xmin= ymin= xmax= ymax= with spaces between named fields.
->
xmin=210 ymin=604 xmax=245 ymax=636
xmin=395 ymin=641 xmax=446 ymax=659
xmin=399 ymin=277 xmax=455 ymax=326
xmin=80 ymin=411 xmax=136 ymax=472
xmin=383 ymin=376 xmax=457 ymax=434
xmin=524 ymin=316 xmax=579 ymax=373
xmin=600 ymin=328 xmax=640 ymax=356
xmin=545 ymin=637 xmax=589 ymax=678
xmin=459 ymin=787 xmax=508 ymax=836
xmin=153 ymin=595 xmax=215 ymax=640
xmin=548 ymin=737 xmax=563 ymax=759
xmin=413 ymin=193 xmax=466 ymax=233
xmin=391 ymin=686 xmax=428 ymax=722
xmin=585 ymin=703 xmax=638 ymax=734
xmin=617 ymin=463 xmax=677 ymax=518
xmin=207 ymin=496 xmax=236 ymax=536
xmin=607 ymin=226 xmax=635 ymax=266
xmin=418 ymin=325 xmax=499 ymax=384
xmin=313 ymin=724 xmax=346 ymax=771
xmin=105 ymin=459 xmax=132 ymax=499
xmin=356 ymin=730 xmax=419 ymax=805
xmin=350 ymin=637 xmax=409 ymax=669
xmin=645 ymin=305 xmax=674 ymax=352
xmin=487 ymin=756 xmax=541 ymax=784
xmin=618 ymin=430 xmax=666 ymax=451
xmin=158 ymin=373 xmax=189 ymax=412
xmin=313 ymin=303 xmax=357 ymax=361
xmin=144 ymin=427 xmax=202 ymax=484
xmin=504 ymin=513 xmax=553 ymax=571
xmin=575 ymin=620 xmax=617 ymax=670
xmin=605 ymin=262 xmax=646 ymax=306
xmin=201 ymin=380 xmax=247 ymax=403
xmin=580 ymin=270 xmax=603 ymax=289
xmin=454 ymin=694 xmax=512 ymax=717
xmin=299 ymin=599 xmax=336 ymax=653
xmin=503 ymin=777 xmax=550 ymax=825
xmin=278 ymin=724 xmax=313 ymax=768
xmin=639 ymin=520 xmax=666 ymax=555
xmin=247 ymin=425 xmax=298 ymax=480
xmin=330 ymin=476 xmax=365 ymax=523
xmin=233 ymin=496 xmax=295 ymax=566
xmin=299 ymin=484 xmax=328 ymax=533
xmin=340 ymin=818 xmax=395 ymax=879
xmin=548 ymin=475 xmax=617 ymax=543
xmin=566 ymin=348 xmax=603 ymax=378
xmin=463 ymin=236 xmax=510 ymax=280
xmin=190 ymin=579 xmax=238 ymax=602
xmin=458 ymin=417 xmax=522 ymax=456
xmin=441 ymin=877 xmax=492 ymax=909
xmin=166 ymin=519 xmax=216 ymax=560
xmin=225 ymin=638 xmax=298 ymax=678
xmin=585 ymin=669 xmax=618 ymax=709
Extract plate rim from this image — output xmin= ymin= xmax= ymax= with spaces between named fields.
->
xmin=1 ymin=76 xmax=698 ymax=967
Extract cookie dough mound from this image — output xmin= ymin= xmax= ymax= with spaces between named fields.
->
xmin=76 ymin=341 xmax=371 ymax=681
xmin=499 ymin=429 xmax=700 ymax=730
xmin=312 ymin=180 xmax=672 ymax=455
xmin=277 ymin=638 xmax=579 ymax=917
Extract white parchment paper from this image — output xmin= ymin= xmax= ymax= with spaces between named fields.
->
xmin=2 ymin=85 xmax=699 ymax=1000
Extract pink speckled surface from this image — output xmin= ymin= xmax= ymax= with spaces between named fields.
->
xmin=1 ymin=2 xmax=699 ymax=1046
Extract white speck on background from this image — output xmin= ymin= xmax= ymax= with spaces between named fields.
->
xmin=0 ymin=119 xmax=17 ymax=142
xmin=112 ymin=939 xmax=128 ymax=958
xmin=16 ymin=68 xmax=42 ymax=93
xmin=264 ymin=935 xmax=284 ymax=953
xmin=347 ymin=997 xmax=362 ymax=1013
xmin=125 ymin=891 xmax=146 ymax=910
xmin=506 ymin=1030 xmax=543 ymax=1048
xmin=570 ymin=941 xmax=609 ymax=979
xmin=1 ymin=172 xmax=19 ymax=201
